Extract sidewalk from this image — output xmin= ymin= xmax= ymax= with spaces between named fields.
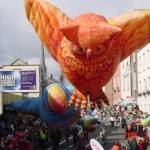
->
xmin=101 ymin=119 xmax=150 ymax=150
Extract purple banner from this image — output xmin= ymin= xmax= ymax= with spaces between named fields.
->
xmin=21 ymin=71 xmax=36 ymax=90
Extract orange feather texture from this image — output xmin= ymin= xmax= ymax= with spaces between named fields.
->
xmin=25 ymin=0 xmax=150 ymax=110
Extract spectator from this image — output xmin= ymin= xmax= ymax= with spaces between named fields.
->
xmin=112 ymin=141 xmax=120 ymax=150
xmin=63 ymin=128 xmax=70 ymax=143
xmin=130 ymin=139 xmax=137 ymax=150
xmin=72 ymin=127 xmax=79 ymax=146
xmin=126 ymin=140 xmax=131 ymax=150
xmin=109 ymin=115 xmax=115 ymax=127
xmin=39 ymin=128 xmax=47 ymax=148
xmin=55 ymin=130 xmax=62 ymax=147
xmin=83 ymin=130 xmax=88 ymax=142
xmin=77 ymin=136 xmax=86 ymax=150
xmin=0 ymin=138 xmax=5 ymax=150
xmin=121 ymin=116 xmax=127 ymax=129
xmin=137 ymin=139 xmax=144 ymax=150
xmin=120 ymin=143 xmax=126 ymax=150
xmin=97 ymin=132 xmax=107 ymax=149
xmin=50 ymin=131 xmax=57 ymax=149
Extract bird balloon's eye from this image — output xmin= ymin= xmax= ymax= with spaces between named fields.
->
xmin=93 ymin=45 xmax=106 ymax=55
xmin=96 ymin=48 xmax=101 ymax=51
xmin=72 ymin=45 xmax=84 ymax=54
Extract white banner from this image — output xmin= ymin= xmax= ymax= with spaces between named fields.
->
xmin=0 ymin=69 xmax=39 ymax=92
xmin=90 ymin=139 xmax=104 ymax=150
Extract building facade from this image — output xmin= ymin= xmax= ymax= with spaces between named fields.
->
xmin=0 ymin=58 xmax=65 ymax=113
xmin=104 ymin=79 xmax=113 ymax=106
xmin=120 ymin=56 xmax=132 ymax=104
xmin=137 ymin=43 xmax=150 ymax=114
xmin=105 ymin=43 xmax=150 ymax=114
xmin=0 ymin=59 xmax=41 ymax=106
xmin=112 ymin=64 xmax=121 ymax=105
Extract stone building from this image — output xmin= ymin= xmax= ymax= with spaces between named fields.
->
xmin=0 ymin=44 xmax=65 ymax=114
xmin=137 ymin=43 xmax=150 ymax=114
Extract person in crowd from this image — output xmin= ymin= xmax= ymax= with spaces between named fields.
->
xmin=121 ymin=116 xmax=127 ymax=129
xmin=63 ymin=128 xmax=70 ymax=143
xmin=83 ymin=130 xmax=88 ymax=142
xmin=130 ymin=139 xmax=137 ymax=150
xmin=97 ymin=132 xmax=107 ymax=149
xmin=0 ymin=137 xmax=5 ymax=150
xmin=50 ymin=131 xmax=57 ymax=150
xmin=115 ymin=115 xmax=120 ymax=126
xmin=109 ymin=115 xmax=115 ymax=127
xmin=102 ymin=111 xmax=106 ymax=121
xmin=132 ymin=123 xmax=138 ymax=132
xmin=77 ymin=135 xmax=86 ymax=150
xmin=55 ymin=130 xmax=62 ymax=147
xmin=80 ymin=108 xmax=86 ymax=118
xmin=97 ymin=113 xmax=101 ymax=125
xmin=126 ymin=140 xmax=131 ymax=150
xmin=137 ymin=139 xmax=144 ymax=150
xmin=72 ymin=127 xmax=79 ymax=146
xmin=29 ymin=127 xmax=40 ymax=150
xmin=120 ymin=143 xmax=127 ymax=150
xmin=124 ymin=124 xmax=134 ymax=139
xmin=5 ymin=131 xmax=13 ymax=146
xmin=112 ymin=141 xmax=120 ymax=150
xmin=39 ymin=127 xmax=47 ymax=148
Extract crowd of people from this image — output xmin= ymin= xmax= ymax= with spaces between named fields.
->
xmin=0 ymin=110 xmax=51 ymax=150
xmin=90 ymin=104 xmax=150 ymax=150
xmin=0 ymin=103 xmax=150 ymax=150
xmin=0 ymin=110 xmax=89 ymax=150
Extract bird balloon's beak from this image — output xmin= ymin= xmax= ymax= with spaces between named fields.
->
xmin=86 ymin=49 xmax=92 ymax=60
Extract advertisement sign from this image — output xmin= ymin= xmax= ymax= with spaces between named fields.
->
xmin=0 ymin=70 xmax=39 ymax=92
xmin=126 ymin=96 xmax=137 ymax=104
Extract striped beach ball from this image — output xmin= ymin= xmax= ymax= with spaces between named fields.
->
xmin=43 ymin=84 xmax=70 ymax=114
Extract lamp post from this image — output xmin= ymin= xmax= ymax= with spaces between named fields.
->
xmin=23 ymin=92 xmax=29 ymax=99
xmin=0 ymin=93 xmax=3 ymax=115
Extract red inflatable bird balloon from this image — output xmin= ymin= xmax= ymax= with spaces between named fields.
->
xmin=25 ymin=0 xmax=150 ymax=110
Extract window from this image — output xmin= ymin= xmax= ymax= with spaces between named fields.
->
xmin=139 ymin=81 xmax=142 ymax=92
xmin=139 ymin=56 xmax=141 ymax=72
xmin=144 ymin=79 xmax=147 ymax=91
xmin=126 ymin=61 xmax=129 ymax=66
xmin=148 ymin=50 xmax=150 ymax=68
xmin=148 ymin=77 xmax=150 ymax=89
xmin=118 ymin=75 xmax=120 ymax=88
xmin=123 ymin=76 xmax=125 ymax=91
xmin=143 ymin=53 xmax=145 ymax=70
xmin=133 ymin=72 xmax=136 ymax=90
xmin=114 ymin=77 xmax=117 ymax=91
xmin=133 ymin=52 xmax=136 ymax=63
xmin=127 ymin=76 xmax=129 ymax=90
xmin=122 ymin=62 xmax=124 ymax=68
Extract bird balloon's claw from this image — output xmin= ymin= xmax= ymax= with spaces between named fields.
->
xmin=96 ymin=100 xmax=102 ymax=109
xmin=90 ymin=101 xmax=96 ymax=110
xmin=69 ymin=88 xmax=88 ymax=110
xmin=101 ymin=92 xmax=109 ymax=106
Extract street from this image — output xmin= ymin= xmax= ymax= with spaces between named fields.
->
xmin=46 ymin=121 xmax=150 ymax=150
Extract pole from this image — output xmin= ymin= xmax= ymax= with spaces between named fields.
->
xmin=0 ymin=92 xmax=3 ymax=115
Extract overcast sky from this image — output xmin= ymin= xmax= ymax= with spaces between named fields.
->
xmin=0 ymin=0 xmax=149 ymax=82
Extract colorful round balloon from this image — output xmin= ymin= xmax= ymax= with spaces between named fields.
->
xmin=43 ymin=84 xmax=70 ymax=114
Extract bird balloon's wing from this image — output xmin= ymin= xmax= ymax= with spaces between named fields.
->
xmin=108 ymin=10 xmax=150 ymax=62
xmin=25 ymin=0 xmax=73 ymax=61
